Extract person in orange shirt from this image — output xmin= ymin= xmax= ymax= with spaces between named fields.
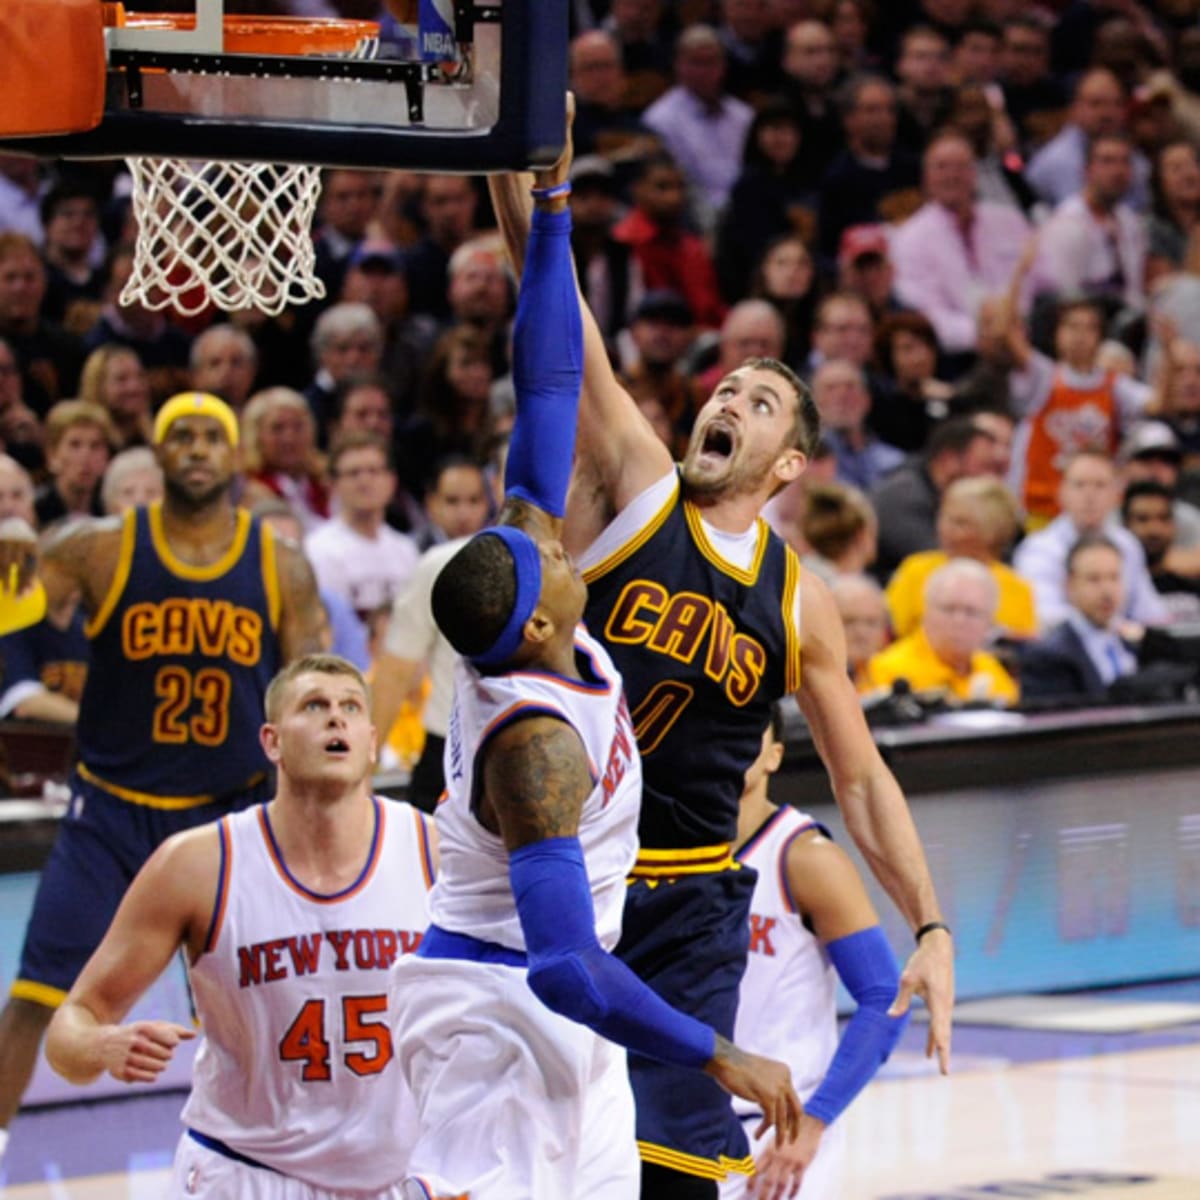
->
xmin=866 ymin=558 xmax=1019 ymax=706
xmin=885 ymin=476 xmax=1036 ymax=641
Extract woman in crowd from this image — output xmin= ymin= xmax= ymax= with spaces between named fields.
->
xmin=1146 ymin=139 xmax=1200 ymax=285
xmin=716 ymin=99 xmax=818 ymax=304
xmin=750 ymin=233 xmax=821 ymax=369
xmin=886 ymin=475 xmax=1036 ymax=642
xmin=240 ymin=387 xmax=331 ymax=532
xmin=873 ymin=310 xmax=953 ymax=452
xmin=394 ymin=325 xmax=495 ymax=500
xmin=78 ymin=344 xmax=154 ymax=449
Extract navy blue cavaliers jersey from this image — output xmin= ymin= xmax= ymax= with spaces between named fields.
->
xmin=75 ymin=504 xmax=282 ymax=801
xmin=583 ymin=476 xmax=802 ymax=848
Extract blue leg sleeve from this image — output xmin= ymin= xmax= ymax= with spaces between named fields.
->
xmin=803 ymin=926 xmax=909 ymax=1126
xmin=510 ymin=838 xmax=715 ymax=1069
xmin=504 ymin=206 xmax=582 ymax=518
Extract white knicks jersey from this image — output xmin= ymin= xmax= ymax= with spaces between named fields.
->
xmin=732 ymin=806 xmax=838 ymax=1116
xmin=183 ymin=797 xmax=435 ymax=1191
xmin=433 ymin=625 xmax=641 ymax=951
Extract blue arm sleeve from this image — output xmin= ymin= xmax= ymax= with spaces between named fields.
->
xmin=510 ymin=837 xmax=715 ymax=1069
xmin=504 ymin=206 xmax=582 ymax=519
xmin=803 ymin=926 xmax=909 ymax=1126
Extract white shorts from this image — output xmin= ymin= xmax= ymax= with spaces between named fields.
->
xmin=169 ymin=1134 xmax=409 ymax=1200
xmin=718 ymin=1114 xmax=846 ymax=1200
xmin=392 ymin=955 xmax=640 ymax=1200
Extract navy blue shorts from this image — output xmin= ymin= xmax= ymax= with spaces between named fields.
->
xmin=615 ymin=860 xmax=757 ymax=1181
xmin=13 ymin=769 xmax=269 ymax=1006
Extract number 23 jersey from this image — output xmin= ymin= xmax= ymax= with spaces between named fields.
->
xmin=75 ymin=503 xmax=282 ymax=799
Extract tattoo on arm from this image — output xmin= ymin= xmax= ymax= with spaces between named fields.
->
xmin=275 ymin=541 xmax=326 ymax=661
xmin=482 ymin=717 xmax=592 ymax=851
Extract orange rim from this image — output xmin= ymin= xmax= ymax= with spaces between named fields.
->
xmin=102 ymin=8 xmax=379 ymax=56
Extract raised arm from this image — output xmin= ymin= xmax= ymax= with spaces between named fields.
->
xmin=795 ymin=570 xmax=954 ymax=1072
xmin=487 ymin=167 xmax=672 ymax=545
xmin=479 ymin=715 xmax=801 ymax=1144
xmin=44 ymin=827 xmax=216 ymax=1085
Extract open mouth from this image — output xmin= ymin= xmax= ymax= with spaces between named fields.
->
xmin=324 ymin=737 xmax=350 ymax=754
xmin=701 ymin=425 xmax=734 ymax=459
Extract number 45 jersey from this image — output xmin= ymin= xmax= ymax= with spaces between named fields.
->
xmin=75 ymin=504 xmax=282 ymax=801
xmin=184 ymin=797 xmax=436 ymax=1190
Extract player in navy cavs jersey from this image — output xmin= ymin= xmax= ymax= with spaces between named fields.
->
xmin=45 ymin=655 xmax=436 ymax=1197
xmin=723 ymin=707 xmax=907 ymax=1199
xmin=490 ymin=171 xmax=953 ymax=1197
xmin=0 ymin=392 xmax=326 ymax=1161
xmin=393 ymin=110 xmax=799 ymax=1200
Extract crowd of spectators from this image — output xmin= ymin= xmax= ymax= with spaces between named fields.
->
xmin=6 ymin=0 xmax=1200 ymax=744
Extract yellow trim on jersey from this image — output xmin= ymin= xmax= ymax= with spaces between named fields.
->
xmin=76 ymin=761 xmax=265 ymax=810
xmin=682 ymin=503 xmax=768 ymax=587
xmin=636 ymin=1141 xmax=755 ymax=1180
xmin=84 ymin=508 xmax=137 ymax=639
xmin=260 ymin=520 xmax=282 ymax=630
xmin=629 ymin=843 xmax=737 ymax=878
xmin=581 ymin=476 xmax=679 ymax=584
xmin=149 ymin=502 xmax=251 ymax=581
xmin=10 ymin=979 xmax=68 ymax=1008
xmin=782 ymin=546 xmax=803 ymax=696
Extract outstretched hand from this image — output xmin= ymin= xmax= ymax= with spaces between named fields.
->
xmin=889 ymin=929 xmax=954 ymax=1074
xmin=748 ymin=1114 xmax=826 ymax=1200
xmin=101 ymin=1019 xmax=195 ymax=1084
xmin=706 ymin=1035 xmax=803 ymax=1146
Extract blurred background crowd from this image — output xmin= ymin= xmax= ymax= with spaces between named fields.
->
xmin=7 ymin=0 xmax=1200 ymax=783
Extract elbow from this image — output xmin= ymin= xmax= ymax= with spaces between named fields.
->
xmin=44 ymin=1009 xmax=100 ymax=1087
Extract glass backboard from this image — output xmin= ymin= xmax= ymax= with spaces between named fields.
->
xmin=0 ymin=0 xmax=566 ymax=171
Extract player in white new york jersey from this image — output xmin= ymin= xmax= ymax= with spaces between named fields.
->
xmin=721 ymin=706 xmax=909 ymax=1200
xmin=45 ymin=655 xmax=436 ymax=1198
xmin=390 ymin=104 xmax=801 ymax=1200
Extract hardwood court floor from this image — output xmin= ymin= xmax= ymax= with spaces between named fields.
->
xmin=2 ymin=1013 xmax=1198 ymax=1199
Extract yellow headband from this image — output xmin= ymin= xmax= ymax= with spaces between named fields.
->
xmin=153 ymin=392 xmax=239 ymax=448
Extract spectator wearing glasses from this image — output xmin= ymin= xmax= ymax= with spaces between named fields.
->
xmin=865 ymin=557 xmax=1019 ymax=705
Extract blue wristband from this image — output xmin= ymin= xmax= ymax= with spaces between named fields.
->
xmin=530 ymin=181 xmax=572 ymax=200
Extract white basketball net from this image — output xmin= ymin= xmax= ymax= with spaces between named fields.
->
xmin=120 ymin=157 xmax=325 ymax=317
xmin=119 ymin=30 xmax=379 ymax=318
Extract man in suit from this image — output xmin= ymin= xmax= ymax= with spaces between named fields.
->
xmin=1020 ymin=533 xmax=1137 ymax=703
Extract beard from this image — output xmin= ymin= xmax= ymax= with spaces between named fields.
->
xmin=164 ymin=473 xmax=230 ymax=511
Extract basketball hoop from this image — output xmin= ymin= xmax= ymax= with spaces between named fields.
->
xmin=114 ymin=12 xmax=380 ymax=318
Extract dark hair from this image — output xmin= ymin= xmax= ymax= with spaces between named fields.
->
xmin=926 ymin=416 xmax=989 ymax=461
xmin=431 ymin=534 xmax=518 ymax=659
xmin=418 ymin=325 xmax=495 ymax=435
xmin=428 ymin=452 xmax=487 ymax=496
xmin=836 ymin=72 xmax=895 ymax=119
xmin=1122 ymin=478 xmax=1174 ymax=518
xmin=328 ymin=430 xmax=393 ymax=474
xmin=955 ymin=17 xmax=1002 ymax=45
xmin=1055 ymin=294 xmax=1106 ymax=328
xmin=740 ymin=356 xmax=820 ymax=458
xmin=874 ymin=310 xmax=940 ymax=375
xmin=742 ymin=97 xmax=803 ymax=171
xmin=1151 ymin=139 xmax=1200 ymax=221
xmin=1085 ymin=128 xmax=1134 ymax=166
xmin=802 ymin=482 xmax=873 ymax=559
xmin=633 ymin=151 xmax=683 ymax=183
xmin=39 ymin=179 xmax=100 ymax=228
xmin=333 ymin=372 xmax=392 ymax=422
xmin=1066 ymin=531 xmax=1122 ymax=574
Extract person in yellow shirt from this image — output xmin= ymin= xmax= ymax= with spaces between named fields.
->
xmin=885 ymin=476 xmax=1036 ymax=641
xmin=867 ymin=558 xmax=1020 ymax=705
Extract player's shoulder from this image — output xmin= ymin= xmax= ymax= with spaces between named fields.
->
xmin=783 ymin=823 xmax=863 ymax=906
xmin=43 ymin=513 xmax=124 ymax=554
xmin=140 ymin=820 xmax=225 ymax=907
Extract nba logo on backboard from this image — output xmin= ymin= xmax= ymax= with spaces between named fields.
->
xmin=419 ymin=0 xmax=456 ymax=61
